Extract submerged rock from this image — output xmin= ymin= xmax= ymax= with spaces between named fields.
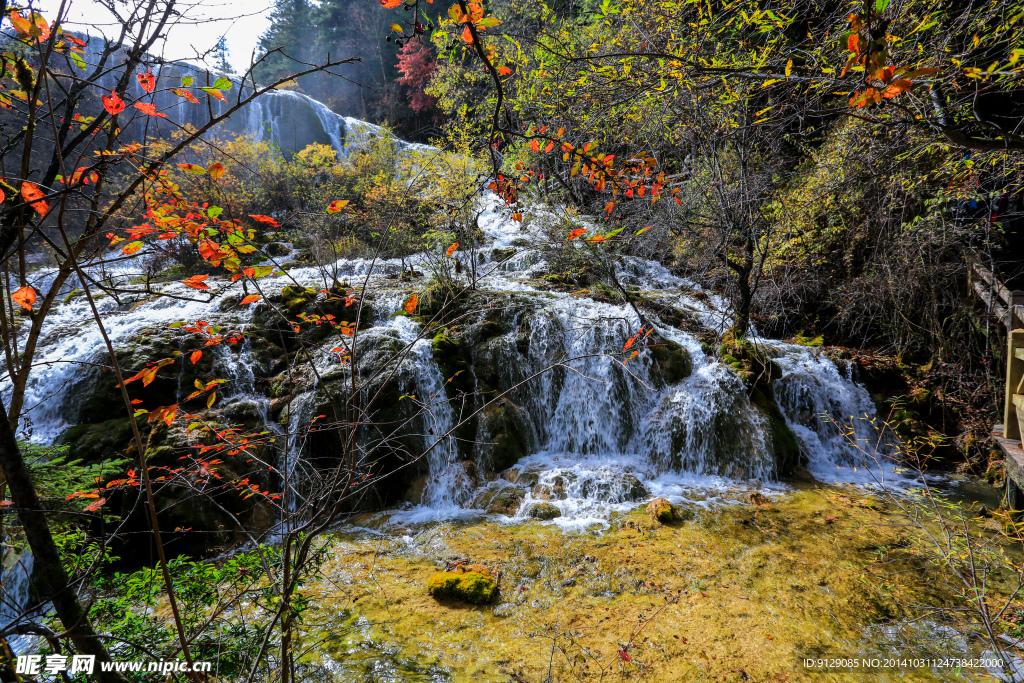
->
xmin=427 ymin=568 xmax=498 ymax=604
xmin=483 ymin=486 xmax=524 ymax=515
xmin=527 ymin=502 xmax=562 ymax=520
xmin=646 ymin=497 xmax=681 ymax=524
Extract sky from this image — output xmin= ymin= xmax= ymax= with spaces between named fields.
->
xmin=36 ymin=0 xmax=275 ymax=73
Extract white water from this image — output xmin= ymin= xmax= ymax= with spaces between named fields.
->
xmin=4 ymin=57 xmax=895 ymax=535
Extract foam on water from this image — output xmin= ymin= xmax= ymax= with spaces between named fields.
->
xmin=4 ymin=79 xmax=900 ymax=534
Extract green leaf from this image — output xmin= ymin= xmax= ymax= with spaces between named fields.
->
xmin=68 ymin=51 xmax=86 ymax=70
xmin=182 ymin=76 xmax=194 ymax=87
xmin=208 ymin=206 xmax=223 ymax=219
xmin=212 ymin=77 xmax=232 ymax=90
xmin=874 ymin=0 xmax=889 ymax=12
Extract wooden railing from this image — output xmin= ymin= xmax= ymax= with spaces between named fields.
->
xmin=968 ymin=256 xmax=1024 ymax=440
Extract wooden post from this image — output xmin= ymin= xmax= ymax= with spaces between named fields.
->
xmin=1005 ymin=329 xmax=1024 ymax=440
xmin=1010 ymin=291 xmax=1024 ymax=329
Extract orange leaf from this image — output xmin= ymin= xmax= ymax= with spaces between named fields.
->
xmin=461 ymin=24 xmax=473 ymax=44
xmin=20 ymin=182 xmax=49 ymax=216
xmin=133 ymin=102 xmax=167 ymax=118
xmin=567 ymin=228 xmax=586 ymax=241
xmin=121 ymin=240 xmax=144 ymax=256
xmin=183 ymin=274 xmax=211 ymax=290
xmin=881 ymin=79 xmax=912 ymax=98
xmin=249 ymin=214 xmax=279 ymax=226
xmin=587 ymin=234 xmax=607 ymax=243
xmin=404 ymin=294 xmax=418 ymax=314
xmin=530 ymin=139 xmax=540 ymax=153
xmin=190 ymin=350 xmax=203 ymax=364
xmin=207 ymin=162 xmax=225 ymax=180
xmin=544 ymin=141 xmax=554 ymax=153
xmin=83 ymin=497 xmax=107 ymax=513
xmin=11 ymin=286 xmax=36 ymax=311
xmin=380 ymin=0 xmax=402 ymax=6
xmin=446 ymin=242 xmax=459 ymax=257
xmin=497 ymin=66 xmax=511 ymax=76
xmin=137 ymin=71 xmax=156 ymax=93
xmin=327 ymin=199 xmax=349 ymax=214
xmin=240 ymin=294 xmax=261 ymax=305
xmin=102 ymin=90 xmax=125 ymax=115
xmin=172 ymin=88 xmax=199 ymax=103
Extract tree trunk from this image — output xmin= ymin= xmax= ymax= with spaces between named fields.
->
xmin=0 ymin=398 xmax=126 ymax=683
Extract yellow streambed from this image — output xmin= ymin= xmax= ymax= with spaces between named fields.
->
xmin=291 ymin=486 xmax=1001 ymax=682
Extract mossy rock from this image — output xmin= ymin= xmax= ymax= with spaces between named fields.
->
xmin=649 ymin=335 xmax=692 ymax=385
xmin=280 ymin=285 xmax=317 ymax=316
xmin=432 ymin=331 xmax=473 ymax=395
xmin=266 ymin=242 xmax=290 ymax=257
xmin=57 ymin=417 xmax=134 ymax=464
xmin=646 ymin=497 xmax=682 ymax=524
xmin=484 ymin=486 xmax=523 ymax=515
xmin=427 ymin=569 xmax=498 ymax=604
xmin=479 ymin=401 xmax=535 ymax=472
xmin=749 ymin=387 xmax=800 ymax=475
xmin=527 ymin=502 xmax=561 ymax=520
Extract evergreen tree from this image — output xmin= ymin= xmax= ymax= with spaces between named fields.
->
xmin=256 ymin=0 xmax=316 ymax=86
xmin=214 ymin=35 xmax=233 ymax=74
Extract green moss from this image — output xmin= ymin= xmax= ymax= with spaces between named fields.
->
xmin=427 ymin=570 xmax=498 ymax=603
xmin=527 ymin=502 xmax=561 ymax=520
xmin=646 ymin=497 xmax=680 ymax=524
xmin=280 ymin=285 xmax=317 ymax=316
xmin=57 ymin=418 xmax=134 ymax=464
xmin=749 ymin=387 xmax=800 ymax=475
xmin=649 ymin=335 xmax=692 ymax=385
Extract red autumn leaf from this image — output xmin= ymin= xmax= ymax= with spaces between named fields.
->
xmin=137 ymin=71 xmax=156 ymax=93
xmin=83 ymin=497 xmax=107 ymax=513
xmin=327 ymin=199 xmax=349 ymax=214
xmin=133 ymin=102 xmax=167 ymax=118
xmin=183 ymin=274 xmax=211 ymax=290
xmin=618 ymin=650 xmax=632 ymax=662
xmin=404 ymin=294 xmax=418 ymax=314
xmin=461 ymin=24 xmax=473 ymax=44
xmin=249 ymin=214 xmax=279 ymax=227
xmin=239 ymin=295 xmax=261 ymax=305
xmin=102 ymin=89 xmax=125 ymax=115
xmin=544 ymin=140 xmax=554 ymax=153
xmin=530 ymin=139 xmax=540 ymax=153
xmin=567 ymin=228 xmax=586 ymax=241
xmin=190 ymin=350 xmax=203 ymax=364
xmin=11 ymin=286 xmax=36 ymax=311
xmin=380 ymin=0 xmax=402 ymax=6
xmin=497 ymin=66 xmax=511 ymax=76
xmin=446 ymin=242 xmax=459 ymax=257
xmin=0 ymin=187 xmax=4 ymax=203
xmin=20 ymin=182 xmax=49 ymax=216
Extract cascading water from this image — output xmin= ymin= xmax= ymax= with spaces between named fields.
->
xmin=4 ymin=47 xmax=897 ymax=529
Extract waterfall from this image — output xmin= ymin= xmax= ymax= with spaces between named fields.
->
xmin=4 ymin=56 xmax=896 ymax=526
xmin=0 ymin=550 xmax=36 ymax=655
